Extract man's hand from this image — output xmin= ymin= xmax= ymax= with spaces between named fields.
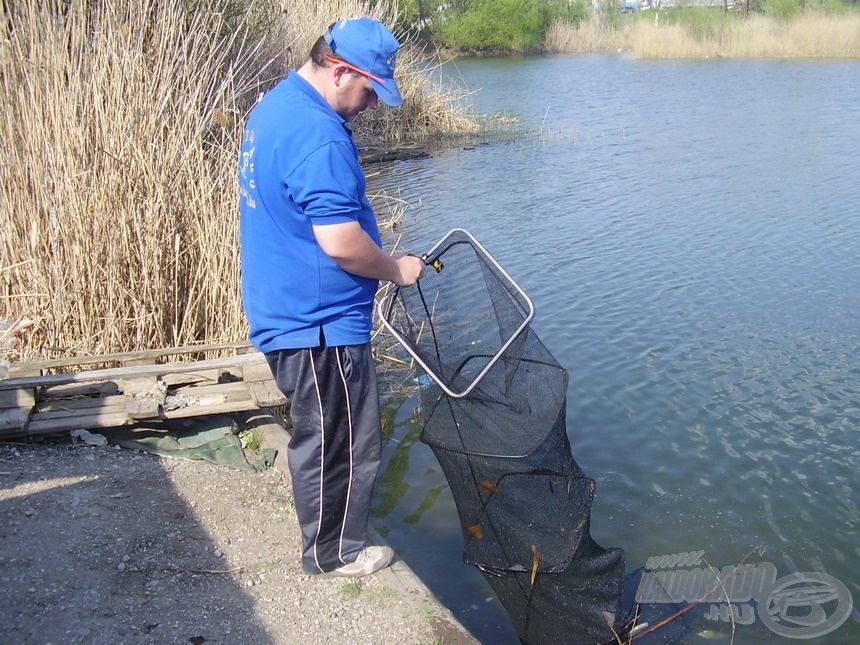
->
xmin=393 ymin=254 xmax=424 ymax=287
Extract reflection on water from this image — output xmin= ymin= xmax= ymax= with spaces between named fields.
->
xmin=370 ymin=55 xmax=860 ymax=644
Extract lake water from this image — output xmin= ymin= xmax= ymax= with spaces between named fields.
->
xmin=369 ymin=55 xmax=860 ymax=644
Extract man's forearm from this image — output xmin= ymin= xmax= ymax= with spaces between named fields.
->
xmin=312 ymin=221 xmax=422 ymax=286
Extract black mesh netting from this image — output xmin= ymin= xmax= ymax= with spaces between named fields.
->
xmin=379 ymin=230 xmax=634 ymax=644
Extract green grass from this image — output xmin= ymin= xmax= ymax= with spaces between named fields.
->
xmin=340 ymin=581 xmax=362 ymax=600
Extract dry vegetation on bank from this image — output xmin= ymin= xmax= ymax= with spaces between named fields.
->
xmin=0 ymin=0 xmax=477 ymax=363
xmin=4 ymin=0 xmax=856 ymax=364
xmin=546 ymin=10 xmax=860 ymax=58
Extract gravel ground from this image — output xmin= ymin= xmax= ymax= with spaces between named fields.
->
xmin=0 ymin=439 xmax=476 ymax=645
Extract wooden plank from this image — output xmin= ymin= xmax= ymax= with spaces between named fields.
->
xmin=18 ymin=410 xmax=132 ymax=436
xmin=162 ymin=399 xmax=260 ymax=420
xmin=0 ymin=387 xmax=35 ymax=408
xmin=121 ymin=357 xmax=157 ymax=367
xmin=161 ymin=370 xmax=221 ymax=387
xmin=0 ymin=398 xmax=264 ymax=439
xmin=5 ymin=364 xmax=42 ymax=378
xmin=0 ymin=400 xmax=266 ymax=440
xmin=242 ymin=360 xmax=275 ymax=383
xmin=167 ymin=380 xmax=246 ymax=398
xmin=6 ymin=341 xmax=253 ymax=376
xmin=248 ymin=380 xmax=288 ymax=408
xmin=0 ymin=345 xmax=285 ymax=440
xmin=15 ymin=398 xmax=130 ymax=435
xmin=5 ymin=395 xmax=260 ymax=439
xmin=120 ymin=376 xmax=161 ymax=397
xmin=4 ymin=381 xmax=257 ymax=433
xmin=163 ymin=381 xmax=253 ymax=411
xmin=0 ymin=407 xmax=32 ymax=431
xmin=126 ymin=397 xmax=161 ymax=419
xmin=40 ymin=382 xmax=120 ymax=398
xmin=34 ymin=396 xmax=127 ymax=419
xmin=0 ymin=352 xmax=266 ymax=390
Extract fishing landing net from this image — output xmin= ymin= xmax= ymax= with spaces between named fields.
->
xmin=378 ymin=229 xmax=632 ymax=644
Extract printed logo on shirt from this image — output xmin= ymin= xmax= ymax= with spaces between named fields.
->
xmin=239 ymin=129 xmax=256 ymax=209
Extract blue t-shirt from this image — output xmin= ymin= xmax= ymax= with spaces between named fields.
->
xmin=238 ymin=71 xmax=383 ymax=352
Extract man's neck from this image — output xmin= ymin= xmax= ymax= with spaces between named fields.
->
xmin=297 ymin=61 xmax=328 ymax=102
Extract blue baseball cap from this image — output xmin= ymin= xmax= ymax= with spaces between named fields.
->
xmin=324 ymin=18 xmax=403 ymax=107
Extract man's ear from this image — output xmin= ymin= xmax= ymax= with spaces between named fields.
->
xmin=332 ymin=65 xmax=350 ymax=86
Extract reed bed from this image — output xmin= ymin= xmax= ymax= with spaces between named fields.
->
xmin=546 ymin=11 xmax=860 ymax=58
xmin=545 ymin=19 xmax=626 ymax=54
xmin=0 ymin=0 xmax=476 ymax=363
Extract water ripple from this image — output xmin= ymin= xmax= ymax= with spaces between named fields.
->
xmin=372 ymin=56 xmax=860 ymax=644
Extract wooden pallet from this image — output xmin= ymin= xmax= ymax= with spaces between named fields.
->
xmin=0 ymin=342 xmax=287 ymax=440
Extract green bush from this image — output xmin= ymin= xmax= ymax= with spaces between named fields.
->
xmin=656 ymin=6 xmax=733 ymax=39
xmin=547 ymin=0 xmax=589 ymax=25
xmin=435 ymin=0 xmax=553 ymax=51
xmin=762 ymin=0 xmax=805 ymax=18
xmin=817 ymin=0 xmax=849 ymax=12
xmin=368 ymin=0 xmax=427 ymax=37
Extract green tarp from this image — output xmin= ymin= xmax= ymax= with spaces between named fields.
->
xmin=110 ymin=416 xmax=275 ymax=473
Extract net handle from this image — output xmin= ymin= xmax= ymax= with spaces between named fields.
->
xmin=377 ymin=228 xmax=535 ymax=399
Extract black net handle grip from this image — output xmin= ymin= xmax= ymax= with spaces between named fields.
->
xmin=415 ymin=252 xmax=444 ymax=274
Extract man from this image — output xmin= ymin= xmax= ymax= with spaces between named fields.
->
xmin=238 ymin=17 xmax=424 ymax=577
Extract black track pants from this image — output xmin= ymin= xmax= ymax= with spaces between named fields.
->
xmin=266 ymin=344 xmax=381 ymax=574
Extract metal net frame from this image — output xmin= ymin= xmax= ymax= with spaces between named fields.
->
xmin=378 ymin=229 xmax=631 ymax=644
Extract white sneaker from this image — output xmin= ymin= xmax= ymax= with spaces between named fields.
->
xmin=327 ymin=546 xmax=394 ymax=578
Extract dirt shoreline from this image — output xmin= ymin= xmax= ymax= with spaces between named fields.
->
xmin=0 ymin=436 xmax=476 ymax=644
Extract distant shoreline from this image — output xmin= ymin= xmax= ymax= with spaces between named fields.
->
xmin=544 ymin=11 xmax=860 ymax=59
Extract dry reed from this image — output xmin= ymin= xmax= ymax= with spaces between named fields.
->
xmin=545 ymin=11 xmax=860 ymax=58
xmin=545 ymin=19 xmax=626 ymax=54
xmin=0 ymin=0 xmax=476 ymax=363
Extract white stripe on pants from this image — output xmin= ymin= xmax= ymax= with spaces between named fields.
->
xmin=266 ymin=343 xmax=382 ymax=574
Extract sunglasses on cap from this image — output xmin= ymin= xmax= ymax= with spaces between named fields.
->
xmin=324 ymin=55 xmax=384 ymax=84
